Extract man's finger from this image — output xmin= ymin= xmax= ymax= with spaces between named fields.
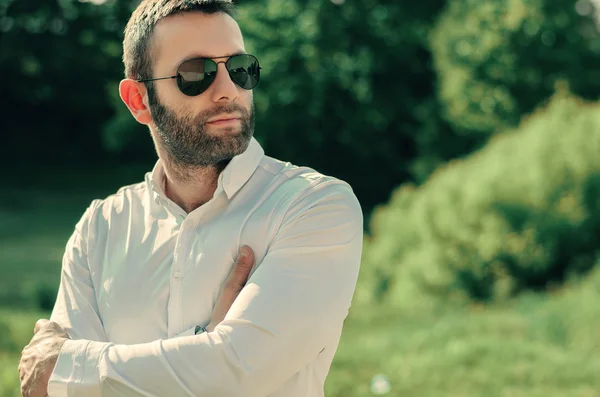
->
xmin=237 ymin=245 xmax=254 ymax=268
xmin=236 ymin=245 xmax=255 ymax=273
xmin=33 ymin=319 xmax=50 ymax=335
xmin=226 ymin=245 xmax=255 ymax=289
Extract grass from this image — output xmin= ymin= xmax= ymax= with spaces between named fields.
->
xmin=2 ymin=181 xmax=600 ymax=396
xmin=0 ymin=190 xmax=89 ymax=309
xmin=327 ymin=275 xmax=600 ymax=396
xmin=0 ymin=310 xmax=49 ymax=397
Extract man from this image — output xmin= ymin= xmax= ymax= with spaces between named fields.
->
xmin=18 ymin=0 xmax=363 ymax=396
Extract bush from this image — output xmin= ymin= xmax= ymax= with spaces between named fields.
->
xmin=430 ymin=0 xmax=600 ymax=136
xmin=362 ymin=91 xmax=600 ymax=304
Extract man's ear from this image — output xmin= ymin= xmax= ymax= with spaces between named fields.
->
xmin=119 ymin=79 xmax=153 ymax=125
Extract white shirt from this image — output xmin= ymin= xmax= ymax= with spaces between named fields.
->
xmin=47 ymin=137 xmax=363 ymax=397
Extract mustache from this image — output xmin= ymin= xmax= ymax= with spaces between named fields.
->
xmin=197 ymin=103 xmax=250 ymax=123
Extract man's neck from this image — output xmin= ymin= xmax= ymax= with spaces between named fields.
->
xmin=161 ymin=157 xmax=229 ymax=214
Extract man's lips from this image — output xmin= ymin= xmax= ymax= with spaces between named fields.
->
xmin=206 ymin=114 xmax=242 ymax=124
xmin=207 ymin=118 xmax=240 ymax=124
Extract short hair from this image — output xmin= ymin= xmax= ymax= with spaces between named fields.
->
xmin=123 ymin=0 xmax=236 ymax=82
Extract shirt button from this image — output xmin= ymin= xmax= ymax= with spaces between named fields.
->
xmin=173 ymin=272 xmax=181 ymax=279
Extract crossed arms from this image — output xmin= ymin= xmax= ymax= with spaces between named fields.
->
xmin=20 ymin=185 xmax=363 ymax=397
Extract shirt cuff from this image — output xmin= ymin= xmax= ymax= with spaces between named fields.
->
xmin=48 ymin=339 xmax=108 ymax=397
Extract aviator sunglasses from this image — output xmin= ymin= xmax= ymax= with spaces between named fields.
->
xmin=137 ymin=53 xmax=261 ymax=96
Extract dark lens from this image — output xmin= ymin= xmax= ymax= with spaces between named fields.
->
xmin=176 ymin=58 xmax=217 ymax=96
xmin=227 ymin=54 xmax=260 ymax=90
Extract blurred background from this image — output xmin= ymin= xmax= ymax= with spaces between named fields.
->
xmin=2 ymin=0 xmax=600 ymax=395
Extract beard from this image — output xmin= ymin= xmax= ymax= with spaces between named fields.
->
xmin=149 ymin=94 xmax=255 ymax=168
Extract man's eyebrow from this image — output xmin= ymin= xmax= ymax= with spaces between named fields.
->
xmin=176 ymin=51 xmax=248 ymax=65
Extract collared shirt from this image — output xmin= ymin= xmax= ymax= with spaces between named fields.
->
xmin=47 ymin=137 xmax=363 ymax=397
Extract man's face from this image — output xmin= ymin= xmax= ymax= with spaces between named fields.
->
xmin=148 ymin=12 xmax=255 ymax=168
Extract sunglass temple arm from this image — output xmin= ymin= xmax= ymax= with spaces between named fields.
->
xmin=136 ymin=76 xmax=178 ymax=83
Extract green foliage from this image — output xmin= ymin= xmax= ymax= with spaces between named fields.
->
xmin=363 ymin=92 xmax=600 ymax=303
xmin=328 ymin=265 xmax=600 ymax=396
xmin=0 ymin=0 xmax=136 ymax=165
xmin=235 ymin=0 xmax=459 ymax=210
xmin=431 ymin=0 xmax=600 ymax=136
xmin=0 ymin=0 xmax=462 ymax=211
xmin=5 ymin=0 xmax=600 ymax=214
xmin=0 ymin=321 xmax=17 ymax=354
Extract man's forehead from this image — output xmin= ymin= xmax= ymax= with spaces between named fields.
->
xmin=152 ymin=12 xmax=245 ymax=70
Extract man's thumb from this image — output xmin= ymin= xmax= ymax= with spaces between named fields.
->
xmin=236 ymin=245 xmax=254 ymax=269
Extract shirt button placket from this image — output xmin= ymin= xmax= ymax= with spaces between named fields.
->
xmin=173 ymin=219 xmax=190 ymax=332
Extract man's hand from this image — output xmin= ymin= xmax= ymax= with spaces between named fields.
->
xmin=206 ymin=245 xmax=255 ymax=332
xmin=18 ymin=319 xmax=70 ymax=397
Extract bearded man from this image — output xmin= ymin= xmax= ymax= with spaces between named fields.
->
xmin=18 ymin=1 xmax=363 ymax=396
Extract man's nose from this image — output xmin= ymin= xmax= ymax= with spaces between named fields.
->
xmin=210 ymin=62 xmax=238 ymax=103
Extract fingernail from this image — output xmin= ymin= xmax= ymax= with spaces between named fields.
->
xmin=239 ymin=248 xmax=249 ymax=258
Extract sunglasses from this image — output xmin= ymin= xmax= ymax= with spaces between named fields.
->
xmin=137 ymin=53 xmax=261 ymax=97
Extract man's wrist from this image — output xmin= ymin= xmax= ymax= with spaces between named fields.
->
xmin=194 ymin=325 xmax=208 ymax=335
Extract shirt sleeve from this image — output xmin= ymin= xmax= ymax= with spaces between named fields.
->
xmin=50 ymin=200 xmax=108 ymax=342
xmin=47 ymin=182 xmax=364 ymax=397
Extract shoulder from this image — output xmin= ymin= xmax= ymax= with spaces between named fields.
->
xmin=258 ymin=155 xmax=363 ymax=225
xmin=259 ymin=155 xmax=354 ymax=193
xmin=74 ymin=178 xmax=150 ymax=235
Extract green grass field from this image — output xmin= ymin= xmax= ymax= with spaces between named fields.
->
xmin=2 ymin=183 xmax=600 ymax=396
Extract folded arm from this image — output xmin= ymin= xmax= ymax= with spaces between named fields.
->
xmin=48 ymin=184 xmax=363 ymax=397
xmin=50 ymin=200 xmax=108 ymax=342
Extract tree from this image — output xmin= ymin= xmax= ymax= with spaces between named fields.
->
xmin=0 ymin=0 xmax=140 ymax=168
xmin=236 ymin=0 xmax=452 ymax=214
xmin=431 ymin=0 xmax=600 ymax=136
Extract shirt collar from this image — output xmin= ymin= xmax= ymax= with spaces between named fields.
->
xmin=148 ymin=137 xmax=265 ymax=202
xmin=220 ymin=137 xmax=265 ymax=199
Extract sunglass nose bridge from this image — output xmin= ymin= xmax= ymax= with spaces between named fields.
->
xmin=170 ymin=54 xmax=261 ymax=96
